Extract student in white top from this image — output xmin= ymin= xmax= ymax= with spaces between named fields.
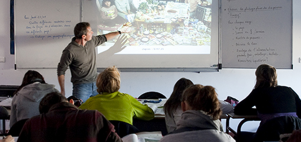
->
xmin=164 ymin=78 xmax=193 ymax=133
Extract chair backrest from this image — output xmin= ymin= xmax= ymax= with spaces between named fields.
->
xmin=0 ymin=106 xmax=9 ymax=136
xmin=286 ymin=130 xmax=301 ymax=142
xmin=109 ymin=120 xmax=140 ymax=138
xmin=254 ymin=116 xmax=301 ymax=141
xmin=138 ymin=91 xmax=166 ymax=99
xmin=0 ymin=106 xmax=9 ymax=119
xmin=8 ymin=119 xmax=28 ymax=136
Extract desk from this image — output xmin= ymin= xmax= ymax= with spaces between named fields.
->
xmin=225 ymin=113 xmax=260 ymax=135
xmin=133 ymin=113 xmax=228 ymax=136
xmin=133 ymin=114 xmax=167 ymax=135
xmin=135 ymin=99 xmax=229 ymax=135
xmin=134 ymin=100 xmax=167 ymax=135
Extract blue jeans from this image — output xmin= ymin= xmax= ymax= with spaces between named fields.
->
xmin=73 ymin=82 xmax=98 ymax=102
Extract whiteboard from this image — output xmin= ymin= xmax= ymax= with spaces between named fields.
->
xmin=15 ymin=0 xmax=80 ymax=68
xmin=14 ymin=0 xmax=293 ymax=70
xmin=221 ymin=0 xmax=292 ymax=68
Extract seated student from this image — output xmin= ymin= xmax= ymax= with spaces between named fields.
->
xmin=164 ymin=78 xmax=194 ymax=133
xmin=79 ymin=66 xmax=154 ymax=125
xmin=160 ymin=85 xmax=235 ymax=142
xmin=18 ymin=92 xmax=122 ymax=142
xmin=100 ymin=0 xmax=127 ymax=26
xmin=164 ymin=78 xmax=234 ymax=133
xmin=234 ymin=64 xmax=301 ymax=125
xmin=10 ymin=70 xmax=59 ymax=127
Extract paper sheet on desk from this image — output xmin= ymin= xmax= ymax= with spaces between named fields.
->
xmin=154 ymin=107 xmax=164 ymax=115
xmin=122 ymin=134 xmax=139 ymax=142
xmin=137 ymin=131 xmax=162 ymax=142
xmin=0 ymin=98 xmax=12 ymax=107
xmin=122 ymin=132 xmax=162 ymax=142
xmin=0 ymin=136 xmax=18 ymax=141
xmin=143 ymin=99 xmax=166 ymax=115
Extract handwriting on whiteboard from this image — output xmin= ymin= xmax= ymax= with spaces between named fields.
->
xmin=23 ymin=15 xmax=74 ymax=40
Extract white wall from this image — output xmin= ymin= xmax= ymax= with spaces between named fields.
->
xmin=1 ymin=0 xmax=301 ymax=132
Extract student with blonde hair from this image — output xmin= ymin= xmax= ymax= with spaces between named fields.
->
xmin=160 ymin=85 xmax=235 ymax=142
xmin=79 ymin=66 xmax=154 ymax=125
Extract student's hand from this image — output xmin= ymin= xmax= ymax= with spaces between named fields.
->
xmin=1 ymin=135 xmax=15 ymax=142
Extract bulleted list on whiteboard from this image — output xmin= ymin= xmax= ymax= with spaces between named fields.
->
xmin=221 ymin=0 xmax=292 ymax=68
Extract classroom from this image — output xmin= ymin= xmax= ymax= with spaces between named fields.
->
xmin=0 ymin=0 xmax=301 ymax=141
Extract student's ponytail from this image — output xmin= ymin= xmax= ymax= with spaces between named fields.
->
xmin=196 ymin=86 xmax=221 ymax=120
xmin=182 ymin=85 xmax=221 ymax=120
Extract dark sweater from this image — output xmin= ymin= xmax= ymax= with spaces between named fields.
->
xmin=234 ymin=86 xmax=301 ymax=124
xmin=57 ymin=35 xmax=107 ymax=84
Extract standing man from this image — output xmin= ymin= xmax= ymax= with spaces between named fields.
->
xmin=57 ymin=22 xmax=127 ymax=102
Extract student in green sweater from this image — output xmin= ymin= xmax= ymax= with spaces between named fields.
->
xmin=79 ymin=66 xmax=154 ymax=125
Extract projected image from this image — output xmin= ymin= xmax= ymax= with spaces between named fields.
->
xmin=96 ymin=0 xmax=212 ymax=54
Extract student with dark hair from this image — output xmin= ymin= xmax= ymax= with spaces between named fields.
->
xmin=18 ymin=92 xmax=122 ymax=142
xmin=160 ymin=85 xmax=235 ymax=142
xmin=164 ymin=78 xmax=234 ymax=133
xmin=38 ymin=92 xmax=68 ymax=114
xmin=79 ymin=66 xmax=154 ymax=125
xmin=164 ymin=78 xmax=193 ymax=133
xmin=235 ymin=64 xmax=301 ymax=125
xmin=10 ymin=70 xmax=58 ymax=127
xmin=57 ymin=22 xmax=128 ymax=102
